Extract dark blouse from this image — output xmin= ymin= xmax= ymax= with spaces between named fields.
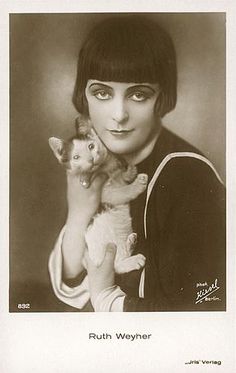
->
xmin=117 ymin=127 xmax=226 ymax=312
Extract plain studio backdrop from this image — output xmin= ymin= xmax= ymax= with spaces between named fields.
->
xmin=10 ymin=13 xmax=225 ymax=312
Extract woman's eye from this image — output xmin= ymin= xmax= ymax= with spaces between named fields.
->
xmin=88 ymin=143 xmax=95 ymax=150
xmin=130 ymin=92 xmax=148 ymax=102
xmin=94 ymin=90 xmax=111 ymax=100
xmin=73 ymin=155 xmax=80 ymax=160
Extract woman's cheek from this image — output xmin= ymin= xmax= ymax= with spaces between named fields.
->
xmin=88 ymin=104 xmax=108 ymax=132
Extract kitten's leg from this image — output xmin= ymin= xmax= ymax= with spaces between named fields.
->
xmin=115 ymin=232 xmax=145 ymax=273
xmin=115 ymin=254 xmax=146 ymax=274
xmin=102 ymin=173 xmax=148 ymax=205
xmin=85 ymin=209 xmax=120 ymax=268
xmin=122 ymin=165 xmax=138 ymax=183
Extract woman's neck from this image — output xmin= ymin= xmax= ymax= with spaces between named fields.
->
xmin=123 ymin=124 xmax=162 ymax=166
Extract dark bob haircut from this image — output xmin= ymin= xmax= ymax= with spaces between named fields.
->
xmin=73 ymin=15 xmax=177 ymax=118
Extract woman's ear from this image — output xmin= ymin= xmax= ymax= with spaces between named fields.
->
xmin=48 ymin=137 xmax=68 ymax=163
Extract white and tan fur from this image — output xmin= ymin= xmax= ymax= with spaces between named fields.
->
xmin=49 ymin=116 xmax=147 ymax=274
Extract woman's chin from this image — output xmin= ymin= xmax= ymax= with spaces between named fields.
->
xmin=105 ymin=143 xmax=135 ymax=156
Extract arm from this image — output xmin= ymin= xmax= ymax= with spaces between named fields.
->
xmin=48 ymin=171 xmax=107 ymax=310
xmin=62 ymin=172 xmax=107 ymax=279
xmin=48 ymin=171 xmax=109 ymax=310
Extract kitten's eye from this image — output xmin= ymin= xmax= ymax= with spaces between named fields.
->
xmin=73 ymin=155 xmax=80 ymax=160
xmin=88 ymin=143 xmax=95 ymax=150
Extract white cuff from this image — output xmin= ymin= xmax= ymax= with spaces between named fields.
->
xmin=93 ymin=285 xmax=125 ymax=312
xmin=48 ymin=226 xmax=90 ymax=309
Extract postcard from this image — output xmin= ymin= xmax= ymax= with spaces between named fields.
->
xmin=1 ymin=1 xmax=235 ymax=372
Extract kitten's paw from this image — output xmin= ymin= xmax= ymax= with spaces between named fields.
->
xmin=115 ymin=254 xmax=146 ymax=274
xmin=132 ymin=173 xmax=148 ymax=195
xmin=125 ymin=173 xmax=148 ymax=201
xmin=132 ymin=254 xmax=146 ymax=270
xmin=137 ymin=173 xmax=148 ymax=185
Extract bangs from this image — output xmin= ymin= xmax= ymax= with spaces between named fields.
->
xmin=81 ymin=29 xmax=159 ymax=83
xmin=78 ymin=16 xmax=166 ymax=84
xmin=74 ymin=16 xmax=177 ymax=117
xmin=83 ymin=49 xmax=158 ymax=84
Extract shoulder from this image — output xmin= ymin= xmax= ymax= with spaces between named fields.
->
xmin=156 ymin=129 xmax=221 ymax=185
xmin=157 ymin=127 xmax=204 ymax=157
xmin=147 ymin=128 xmax=225 ymax=204
xmin=159 ymin=152 xmax=223 ymax=185
xmin=164 ymin=153 xmax=222 ymax=188
xmin=149 ymin=151 xmax=225 ymax=210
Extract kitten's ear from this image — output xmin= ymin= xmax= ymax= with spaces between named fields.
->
xmin=48 ymin=137 xmax=68 ymax=163
xmin=75 ymin=115 xmax=92 ymax=136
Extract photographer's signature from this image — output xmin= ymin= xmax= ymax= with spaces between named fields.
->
xmin=195 ymin=279 xmax=220 ymax=304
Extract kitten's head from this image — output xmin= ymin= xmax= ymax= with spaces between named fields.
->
xmin=49 ymin=118 xmax=108 ymax=187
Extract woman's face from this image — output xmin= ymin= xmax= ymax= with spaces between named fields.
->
xmin=85 ymin=80 xmax=160 ymax=158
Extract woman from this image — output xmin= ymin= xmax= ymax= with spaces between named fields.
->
xmin=49 ymin=15 xmax=225 ymax=312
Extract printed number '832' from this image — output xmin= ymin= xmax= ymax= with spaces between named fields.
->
xmin=17 ymin=303 xmax=30 ymax=309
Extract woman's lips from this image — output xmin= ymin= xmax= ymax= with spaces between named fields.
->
xmin=108 ymin=129 xmax=134 ymax=137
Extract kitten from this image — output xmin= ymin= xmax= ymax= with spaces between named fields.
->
xmin=49 ymin=116 xmax=148 ymax=274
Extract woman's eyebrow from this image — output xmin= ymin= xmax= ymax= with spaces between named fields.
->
xmin=88 ymin=82 xmax=112 ymax=89
xmin=126 ymin=85 xmax=157 ymax=93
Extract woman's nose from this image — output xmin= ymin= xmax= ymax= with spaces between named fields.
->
xmin=112 ymin=98 xmax=129 ymax=124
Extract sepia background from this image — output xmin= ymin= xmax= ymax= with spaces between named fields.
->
xmin=10 ymin=13 xmax=226 ymax=312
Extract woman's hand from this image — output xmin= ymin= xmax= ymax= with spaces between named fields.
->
xmin=85 ymin=243 xmax=116 ymax=305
